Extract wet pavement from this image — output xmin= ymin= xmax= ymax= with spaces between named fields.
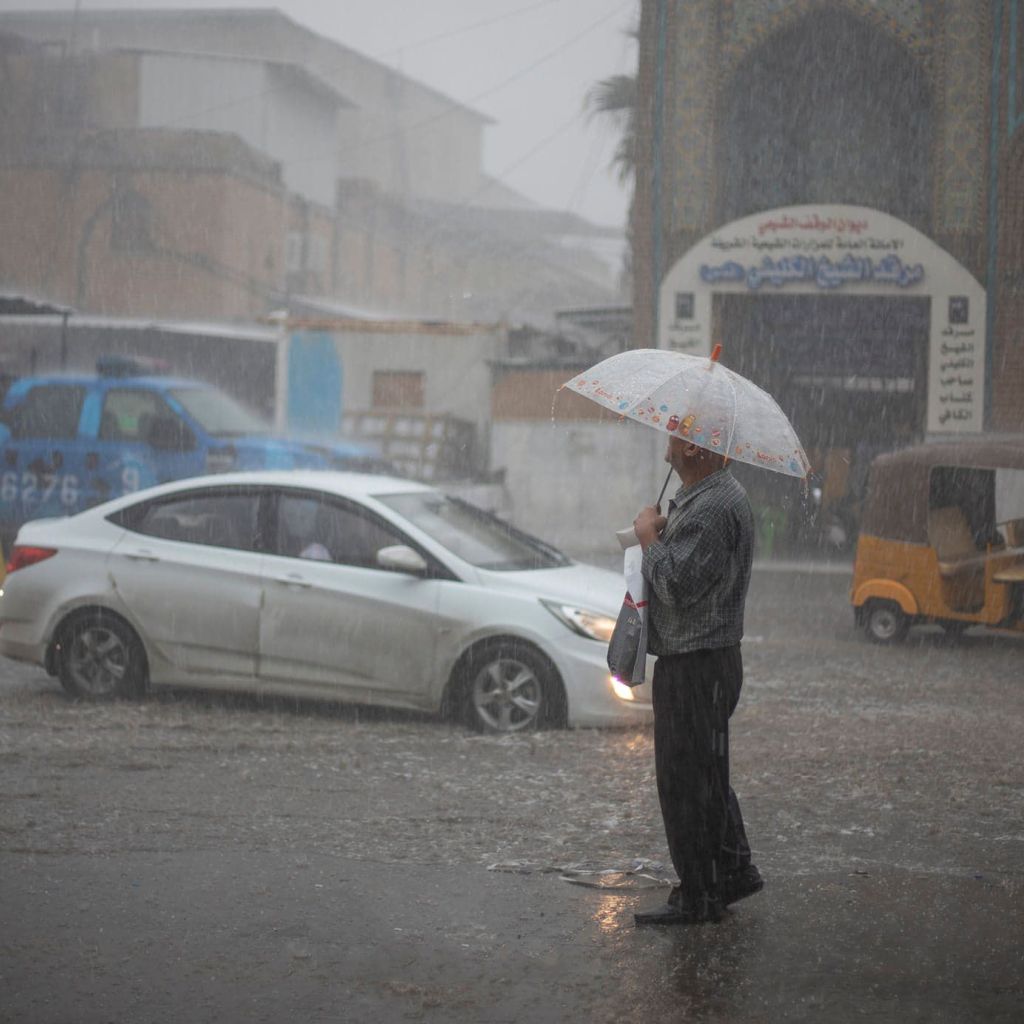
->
xmin=1 ymin=565 xmax=1022 ymax=1022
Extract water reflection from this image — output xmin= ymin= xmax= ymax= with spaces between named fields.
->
xmin=592 ymin=892 xmax=631 ymax=934
xmin=591 ymin=894 xmax=767 ymax=1020
xmin=663 ymin=920 xmax=747 ymax=1015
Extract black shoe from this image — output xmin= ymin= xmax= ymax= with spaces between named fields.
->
xmin=634 ymin=900 xmax=722 ymax=927
xmin=720 ymin=864 xmax=763 ymax=906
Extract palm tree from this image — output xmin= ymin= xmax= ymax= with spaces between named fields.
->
xmin=585 ymin=72 xmax=637 ymax=184
xmin=585 ymin=70 xmax=637 ymax=294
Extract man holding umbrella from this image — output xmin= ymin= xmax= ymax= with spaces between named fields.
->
xmin=562 ymin=345 xmax=808 ymax=925
xmin=631 ymin=434 xmax=763 ymax=925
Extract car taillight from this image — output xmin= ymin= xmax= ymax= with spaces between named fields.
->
xmin=5 ymin=546 xmax=58 ymax=574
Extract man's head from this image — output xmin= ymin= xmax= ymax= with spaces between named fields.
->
xmin=665 ymin=435 xmax=727 ymax=485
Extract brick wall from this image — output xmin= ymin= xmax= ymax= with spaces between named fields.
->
xmin=492 ymin=369 xmax=622 ymax=422
xmin=0 ymin=156 xmax=286 ymax=319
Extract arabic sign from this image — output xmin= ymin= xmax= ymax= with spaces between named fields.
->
xmin=700 ymin=252 xmax=924 ymax=290
xmin=928 ymin=304 xmax=984 ymax=433
xmin=657 ymin=204 xmax=986 ymax=434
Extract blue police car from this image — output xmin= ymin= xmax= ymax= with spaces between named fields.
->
xmin=0 ymin=358 xmax=390 ymax=549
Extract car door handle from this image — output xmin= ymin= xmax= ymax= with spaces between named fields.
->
xmin=125 ymin=549 xmax=160 ymax=562
xmin=272 ymin=573 xmax=312 ymax=588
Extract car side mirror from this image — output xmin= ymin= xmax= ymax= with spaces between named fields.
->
xmin=146 ymin=415 xmax=195 ymax=453
xmin=376 ymin=544 xmax=427 ymax=575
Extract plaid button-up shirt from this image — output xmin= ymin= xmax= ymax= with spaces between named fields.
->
xmin=641 ymin=469 xmax=754 ymax=655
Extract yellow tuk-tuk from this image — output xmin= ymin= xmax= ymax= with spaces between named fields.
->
xmin=851 ymin=437 xmax=1024 ymax=642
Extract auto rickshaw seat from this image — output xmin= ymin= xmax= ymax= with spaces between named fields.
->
xmin=929 ymin=507 xmax=977 ymax=570
xmin=926 ymin=506 xmax=988 ymax=611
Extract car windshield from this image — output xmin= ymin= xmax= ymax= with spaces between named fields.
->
xmin=378 ymin=492 xmax=570 ymax=571
xmin=170 ymin=387 xmax=270 ymax=437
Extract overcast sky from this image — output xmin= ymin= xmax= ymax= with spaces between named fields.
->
xmin=0 ymin=0 xmax=639 ymax=228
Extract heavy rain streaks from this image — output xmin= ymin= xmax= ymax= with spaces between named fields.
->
xmin=1 ymin=0 xmax=1023 ymax=1022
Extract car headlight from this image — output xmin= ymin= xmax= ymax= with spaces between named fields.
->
xmin=541 ymin=600 xmax=617 ymax=642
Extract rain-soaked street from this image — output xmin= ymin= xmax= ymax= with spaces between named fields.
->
xmin=1 ymin=564 xmax=1021 ymax=1023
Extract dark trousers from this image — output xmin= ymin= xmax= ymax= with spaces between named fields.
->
xmin=652 ymin=645 xmax=752 ymax=912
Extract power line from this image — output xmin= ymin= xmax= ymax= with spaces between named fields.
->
xmin=285 ymin=0 xmax=634 ymax=171
xmin=372 ymin=0 xmax=565 ymax=60
xmin=103 ymin=0 xmax=569 ymax=137
xmin=563 ymin=121 xmax=611 ymax=216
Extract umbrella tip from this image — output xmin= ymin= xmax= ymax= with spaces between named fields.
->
xmin=710 ymin=343 xmax=722 ymax=364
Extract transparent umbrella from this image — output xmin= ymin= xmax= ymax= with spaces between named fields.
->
xmin=562 ymin=345 xmax=810 ymax=479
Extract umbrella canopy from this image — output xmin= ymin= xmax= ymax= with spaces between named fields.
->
xmin=562 ymin=347 xmax=809 ymax=479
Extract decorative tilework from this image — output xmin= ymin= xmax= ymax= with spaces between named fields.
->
xmin=655 ymin=0 xmax=989 ymax=243
xmin=665 ymin=0 xmax=717 ymax=233
xmin=935 ymin=0 xmax=988 ymax=232
xmin=729 ymin=0 xmax=927 ymax=36
xmin=721 ymin=0 xmax=932 ymax=79
xmin=1011 ymin=0 xmax=1024 ymax=135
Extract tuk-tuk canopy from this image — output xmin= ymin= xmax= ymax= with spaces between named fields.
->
xmin=861 ymin=437 xmax=1024 ymax=544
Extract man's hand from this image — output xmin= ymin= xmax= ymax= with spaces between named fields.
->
xmin=634 ymin=505 xmax=667 ymax=550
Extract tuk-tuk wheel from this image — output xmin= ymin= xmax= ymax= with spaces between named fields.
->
xmin=863 ymin=600 xmax=909 ymax=644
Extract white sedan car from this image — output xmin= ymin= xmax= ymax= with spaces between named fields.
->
xmin=0 ymin=471 xmax=652 ymax=732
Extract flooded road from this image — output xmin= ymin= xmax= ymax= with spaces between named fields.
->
xmin=1 ymin=567 xmax=1022 ymax=1022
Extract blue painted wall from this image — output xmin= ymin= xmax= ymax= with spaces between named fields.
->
xmin=287 ymin=332 xmax=342 ymax=436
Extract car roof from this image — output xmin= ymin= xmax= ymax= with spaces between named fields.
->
xmin=9 ymin=373 xmax=209 ymax=391
xmin=97 ymin=469 xmax=434 ymax=509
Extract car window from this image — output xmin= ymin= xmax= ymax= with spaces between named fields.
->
xmin=125 ymin=491 xmax=261 ymax=551
xmin=7 ymin=385 xmax=86 ymax=440
xmin=100 ymin=389 xmax=173 ymax=442
xmin=377 ymin=491 xmax=570 ymax=570
xmin=275 ymin=492 xmax=405 ymax=568
xmin=169 ymin=387 xmax=268 ymax=438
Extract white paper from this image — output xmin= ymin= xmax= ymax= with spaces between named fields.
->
xmin=623 ymin=544 xmax=649 ymax=685
xmin=623 ymin=543 xmax=645 ymax=606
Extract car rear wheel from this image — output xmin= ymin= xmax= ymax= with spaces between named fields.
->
xmin=458 ymin=641 xmax=565 ymax=734
xmin=863 ymin=600 xmax=909 ymax=644
xmin=56 ymin=611 xmax=147 ymax=700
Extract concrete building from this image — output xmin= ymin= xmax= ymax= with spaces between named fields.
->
xmin=133 ymin=48 xmax=350 ymax=210
xmin=0 ymin=125 xmax=287 ymax=320
xmin=0 ymin=6 xmax=489 ymax=208
xmin=0 ymin=9 xmax=621 ymax=324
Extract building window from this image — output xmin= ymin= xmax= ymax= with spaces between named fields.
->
xmin=373 ymin=371 xmax=424 ymax=409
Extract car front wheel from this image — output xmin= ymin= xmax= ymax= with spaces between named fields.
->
xmin=56 ymin=611 xmax=147 ymax=700
xmin=863 ymin=600 xmax=909 ymax=644
xmin=459 ymin=641 xmax=565 ymax=733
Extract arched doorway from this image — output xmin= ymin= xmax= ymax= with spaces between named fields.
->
xmin=716 ymin=6 xmax=932 ymax=232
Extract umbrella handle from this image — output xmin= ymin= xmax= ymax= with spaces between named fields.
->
xmin=655 ymin=467 xmax=674 ymax=508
